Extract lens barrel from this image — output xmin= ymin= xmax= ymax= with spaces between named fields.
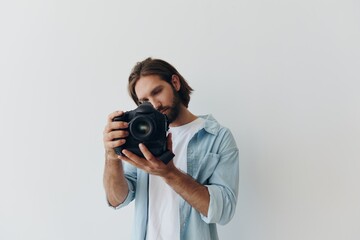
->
xmin=129 ymin=116 xmax=155 ymax=141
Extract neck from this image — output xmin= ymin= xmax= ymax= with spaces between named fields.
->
xmin=169 ymin=105 xmax=197 ymax=127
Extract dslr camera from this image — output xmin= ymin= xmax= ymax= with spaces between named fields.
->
xmin=112 ymin=102 xmax=174 ymax=164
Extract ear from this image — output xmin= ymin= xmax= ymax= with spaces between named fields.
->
xmin=171 ymin=75 xmax=181 ymax=91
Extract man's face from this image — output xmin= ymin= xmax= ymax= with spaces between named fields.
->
xmin=134 ymin=75 xmax=181 ymax=123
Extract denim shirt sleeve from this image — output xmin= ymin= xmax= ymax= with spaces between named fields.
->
xmin=199 ymin=129 xmax=239 ymax=225
xmin=107 ymin=162 xmax=138 ymax=209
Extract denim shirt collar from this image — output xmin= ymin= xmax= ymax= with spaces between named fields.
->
xmin=198 ymin=114 xmax=221 ymax=135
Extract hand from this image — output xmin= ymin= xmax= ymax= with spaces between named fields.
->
xmin=103 ymin=111 xmax=129 ymax=161
xmin=118 ymin=134 xmax=176 ymax=177
xmin=119 ymin=135 xmax=210 ymax=216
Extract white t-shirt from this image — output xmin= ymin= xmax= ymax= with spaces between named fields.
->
xmin=146 ymin=118 xmax=204 ymax=240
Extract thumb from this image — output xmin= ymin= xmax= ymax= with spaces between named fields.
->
xmin=166 ymin=133 xmax=173 ymax=151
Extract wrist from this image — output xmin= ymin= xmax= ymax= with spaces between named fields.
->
xmin=162 ymin=166 xmax=182 ymax=183
xmin=105 ymin=151 xmax=120 ymax=162
xmin=105 ymin=154 xmax=122 ymax=168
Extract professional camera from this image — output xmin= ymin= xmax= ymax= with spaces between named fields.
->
xmin=112 ymin=102 xmax=174 ymax=164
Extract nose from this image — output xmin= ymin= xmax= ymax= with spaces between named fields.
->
xmin=149 ymin=99 xmax=162 ymax=110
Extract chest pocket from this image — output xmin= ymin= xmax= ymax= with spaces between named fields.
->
xmin=195 ymin=152 xmax=220 ymax=184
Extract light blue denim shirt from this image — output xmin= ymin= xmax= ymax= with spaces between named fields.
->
xmin=110 ymin=115 xmax=239 ymax=240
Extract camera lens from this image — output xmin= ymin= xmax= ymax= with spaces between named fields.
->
xmin=130 ymin=116 xmax=155 ymax=141
xmin=135 ymin=120 xmax=151 ymax=135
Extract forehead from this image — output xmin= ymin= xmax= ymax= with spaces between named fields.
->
xmin=134 ymin=75 xmax=167 ymax=98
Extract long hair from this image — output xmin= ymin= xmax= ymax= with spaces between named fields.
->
xmin=128 ymin=58 xmax=193 ymax=108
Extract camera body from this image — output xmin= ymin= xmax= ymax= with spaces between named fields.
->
xmin=112 ymin=102 xmax=170 ymax=159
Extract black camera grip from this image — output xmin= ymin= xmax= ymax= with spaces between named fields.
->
xmin=158 ymin=150 xmax=175 ymax=165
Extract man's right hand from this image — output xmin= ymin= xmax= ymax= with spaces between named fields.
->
xmin=103 ymin=111 xmax=129 ymax=161
xmin=103 ymin=111 xmax=131 ymax=207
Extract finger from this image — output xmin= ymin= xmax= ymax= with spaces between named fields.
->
xmin=104 ymin=121 xmax=128 ymax=133
xmin=111 ymin=121 xmax=129 ymax=129
xmin=166 ymin=133 xmax=173 ymax=151
xmin=107 ymin=111 xmax=124 ymax=123
xmin=105 ymin=139 xmax=126 ymax=149
xmin=122 ymin=149 xmax=145 ymax=165
xmin=104 ymin=130 xmax=129 ymax=141
xmin=139 ymin=143 xmax=157 ymax=163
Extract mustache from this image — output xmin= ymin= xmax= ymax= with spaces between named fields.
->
xmin=157 ymin=106 xmax=169 ymax=112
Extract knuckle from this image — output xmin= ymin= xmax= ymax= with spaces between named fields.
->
xmin=112 ymin=140 xmax=122 ymax=148
xmin=104 ymin=132 xmax=113 ymax=141
xmin=108 ymin=130 xmax=127 ymax=140
xmin=107 ymin=131 xmax=114 ymax=140
xmin=121 ymin=130 xmax=129 ymax=137
xmin=107 ymin=111 xmax=122 ymax=123
xmin=107 ymin=113 xmax=115 ymax=121
xmin=117 ymin=122 xmax=126 ymax=129
xmin=104 ymin=124 xmax=112 ymax=133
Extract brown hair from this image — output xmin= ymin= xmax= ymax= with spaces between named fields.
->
xmin=128 ymin=57 xmax=193 ymax=108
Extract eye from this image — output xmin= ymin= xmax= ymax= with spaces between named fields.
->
xmin=153 ymin=88 xmax=162 ymax=95
xmin=153 ymin=89 xmax=161 ymax=95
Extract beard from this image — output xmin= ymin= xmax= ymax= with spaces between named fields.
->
xmin=157 ymin=88 xmax=181 ymax=123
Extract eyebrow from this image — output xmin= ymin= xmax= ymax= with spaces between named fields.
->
xmin=138 ymin=85 xmax=163 ymax=102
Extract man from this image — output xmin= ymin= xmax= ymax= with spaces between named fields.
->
xmin=103 ymin=58 xmax=239 ymax=240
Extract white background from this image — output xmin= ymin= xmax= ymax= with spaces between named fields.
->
xmin=1 ymin=0 xmax=360 ymax=239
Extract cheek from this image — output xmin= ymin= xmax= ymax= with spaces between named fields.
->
xmin=165 ymin=92 xmax=176 ymax=106
xmin=157 ymin=90 xmax=173 ymax=105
